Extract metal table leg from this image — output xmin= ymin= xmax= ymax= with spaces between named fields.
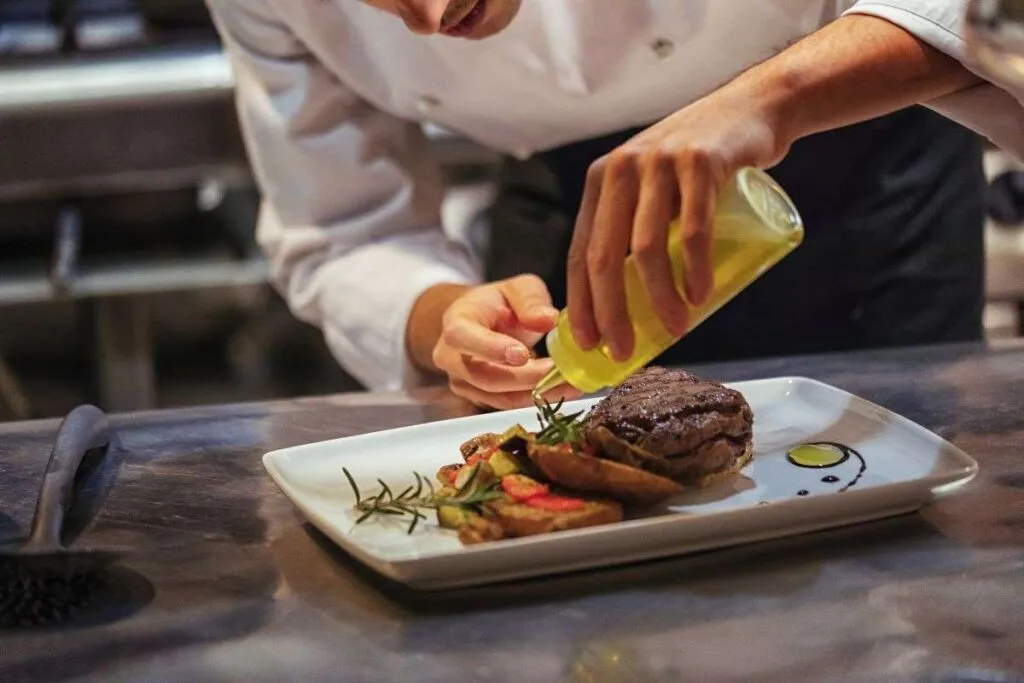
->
xmin=0 ymin=351 xmax=31 ymax=420
xmin=92 ymin=297 xmax=156 ymax=412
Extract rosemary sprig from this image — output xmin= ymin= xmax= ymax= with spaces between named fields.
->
xmin=534 ymin=398 xmax=589 ymax=446
xmin=343 ymin=466 xmax=501 ymax=534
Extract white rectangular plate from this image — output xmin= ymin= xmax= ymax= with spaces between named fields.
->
xmin=263 ymin=377 xmax=978 ymax=590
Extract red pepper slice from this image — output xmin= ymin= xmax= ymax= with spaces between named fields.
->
xmin=466 ymin=445 xmax=496 ymax=466
xmin=501 ymin=474 xmax=549 ymax=501
xmin=525 ymin=494 xmax=585 ymax=511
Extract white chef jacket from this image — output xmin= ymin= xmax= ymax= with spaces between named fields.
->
xmin=205 ymin=0 xmax=1024 ymax=392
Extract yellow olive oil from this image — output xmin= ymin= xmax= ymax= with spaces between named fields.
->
xmin=535 ymin=167 xmax=804 ymax=396
xmin=786 ymin=443 xmax=848 ymax=468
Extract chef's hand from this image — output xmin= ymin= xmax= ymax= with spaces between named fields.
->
xmin=566 ymin=87 xmax=788 ymax=361
xmin=409 ymin=275 xmax=582 ymax=410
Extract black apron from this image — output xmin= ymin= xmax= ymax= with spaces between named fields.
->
xmin=483 ymin=106 xmax=986 ymax=364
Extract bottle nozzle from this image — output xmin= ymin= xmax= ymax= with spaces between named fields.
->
xmin=532 ymin=367 xmax=566 ymax=404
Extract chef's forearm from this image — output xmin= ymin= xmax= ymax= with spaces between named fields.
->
xmin=735 ymin=14 xmax=982 ymax=152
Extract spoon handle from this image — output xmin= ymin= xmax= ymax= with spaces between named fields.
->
xmin=25 ymin=405 xmax=112 ymax=552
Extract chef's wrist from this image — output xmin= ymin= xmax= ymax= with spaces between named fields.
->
xmin=406 ymin=282 xmax=473 ymax=375
xmin=722 ymin=60 xmax=804 ymax=160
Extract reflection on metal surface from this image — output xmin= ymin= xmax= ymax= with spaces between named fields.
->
xmin=0 ymin=254 xmax=270 ymax=305
xmin=0 ymin=44 xmax=234 ymax=114
xmin=568 ymin=641 xmax=651 ymax=683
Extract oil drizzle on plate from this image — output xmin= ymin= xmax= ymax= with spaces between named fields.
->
xmin=785 ymin=442 xmax=866 ymax=493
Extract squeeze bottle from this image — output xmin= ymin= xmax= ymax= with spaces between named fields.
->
xmin=533 ymin=167 xmax=804 ymax=399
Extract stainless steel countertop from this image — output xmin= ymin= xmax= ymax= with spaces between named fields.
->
xmin=1 ymin=341 xmax=1022 ymax=683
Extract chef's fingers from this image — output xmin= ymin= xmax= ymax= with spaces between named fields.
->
xmin=566 ymin=161 xmax=603 ymax=350
xmin=633 ymin=152 xmax=689 ymax=337
xmin=461 ymin=356 xmax=556 ymax=393
xmin=500 ymin=274 xmax=559 ymax=333
xmin=679 ymin=156 xmax=716 ymax=306
xmin=449 ymin=379 xmax=581 ymax=412
xmin=496 ymin=322 xmax=550 ymax=350
xmin=439 ymin=317 xmax=531 ymax=367
xmin=588 ymin=153 xmax=640 ymax=361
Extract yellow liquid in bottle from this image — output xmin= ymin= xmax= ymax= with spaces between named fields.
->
xmin=537 ymin=167 xmax=804 ymax=396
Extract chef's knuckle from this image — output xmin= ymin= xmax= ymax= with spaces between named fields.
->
xmin=682 ymin=226 xmax=711 ymax=251
xmin=632 ymin=235 xmax=662 ymax=266
xmin=644 ymin=147 xmax=675 ymax=173
xmin=586 ymin=247 xmax=616 ymax=276
xmin=515 ymin=273 xmax=546 ymax=291
xmin=605 ymin=151 xmax=639 ymax=180
xmin=567 ymin=244 xmax=588 ymax=274
xmin=441 ymin=321 xmax=464 ymax=348
xmin=677 ymin=144 xmax=713 ymax=170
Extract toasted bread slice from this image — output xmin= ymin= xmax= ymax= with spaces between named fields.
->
xmin=456 ymin=512 xmax=506 ymax=545
xmin=449 ymin=497 xmax=622 ymax=545
xmin=527 ymin=444 xmax=683 ymax=507
xmin=487 ymin=497 xmax=623 ymax=537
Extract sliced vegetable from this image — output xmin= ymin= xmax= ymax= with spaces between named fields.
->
xmin=436 ymin=504 xmax=473 ymax=530
xmin=466 ymin=445 xmax=497 ymax=467
xmin=488 ymin=449 xmax=525 ymax=477
xmin=497 ymin=423 xmax=529 ymax=445
xmin=524 ymin=494 xmax=585 ymax=511
xmin=501 ymin=474 xmax=549 ymax=501
xmin=455 ymin=460 xmax=496 ymax=492
xmin=437 ymin=464 xmax=461 ymax=486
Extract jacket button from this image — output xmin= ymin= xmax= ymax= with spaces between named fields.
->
xmin=651 ymin=37 xmax=674 ymax=60
xmin=417 ymin=95 xmax=441 ymax=114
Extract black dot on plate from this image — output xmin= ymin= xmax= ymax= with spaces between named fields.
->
xmin=822 ymin=475 xmax=840 ymax=484
xmin=797 ymin=490 xmax=809 ymax=497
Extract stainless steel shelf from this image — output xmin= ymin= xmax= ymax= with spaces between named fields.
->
xmin=0 ymin=42 xmax=492 ymax=147
xmin=0 ymin=164 xmax=253 ymax=203
xmin=0 ymin=42 xmax=234 ymax=114
xmin=0 ymin=254 xmax=270 ymax=305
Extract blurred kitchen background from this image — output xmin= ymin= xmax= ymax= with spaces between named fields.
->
xmin=1 ymin=0 xmax=1023 ymax=421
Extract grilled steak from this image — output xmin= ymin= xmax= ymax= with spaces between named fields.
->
xmin=585 ymin=367 xmax=754 ymax=486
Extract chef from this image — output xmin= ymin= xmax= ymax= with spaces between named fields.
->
xmin=206 ymin=0 xmax=1024 ymax=409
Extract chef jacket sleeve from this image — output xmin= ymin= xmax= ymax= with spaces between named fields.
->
xmin=845 ymin=1 xmax=1024 ymax=161
xmin=206 ymin=0 xmax=481 ymax=391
